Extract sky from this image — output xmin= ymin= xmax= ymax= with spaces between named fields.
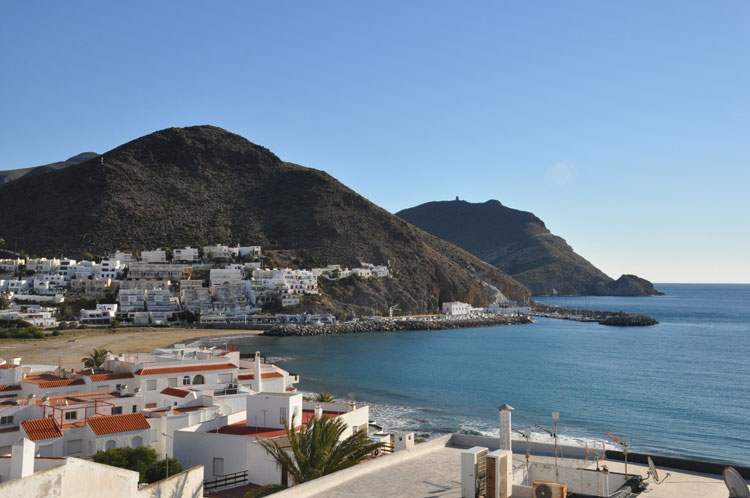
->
xmin=1 ymin=1 xmax=748 ymax=283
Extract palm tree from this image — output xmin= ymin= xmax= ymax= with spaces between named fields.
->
xmin=246 ymin=415 xmax=383 ymax=497
xmin=313 ymin=392 xmax=335 ymax=403
xmin=81 ymin=348 xmax=108 ymax=368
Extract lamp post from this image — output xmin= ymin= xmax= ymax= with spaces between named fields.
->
xmin=161 ymin=432 xmax=173 ymax=480
xmin=552 ymin=412 xmax=560 ymax=482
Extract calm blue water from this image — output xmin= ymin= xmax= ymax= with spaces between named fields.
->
xmin=202 ymin=284 xmax=750 ymax=466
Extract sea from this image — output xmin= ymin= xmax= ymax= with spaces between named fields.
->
xmin=197 ymin=284 xmax=750 ymax=467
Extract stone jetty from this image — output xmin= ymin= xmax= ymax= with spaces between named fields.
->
xmin=264 ymin=314 xmax=532 ymax=336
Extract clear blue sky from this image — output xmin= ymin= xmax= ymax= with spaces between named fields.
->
xmin=1 ymin=1 xmax=748 ymax=283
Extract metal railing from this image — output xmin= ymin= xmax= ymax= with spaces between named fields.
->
xmin=203 ymin=470 xmax=248 ymax=491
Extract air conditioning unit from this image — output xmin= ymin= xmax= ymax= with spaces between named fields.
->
xmin=532 ymin=480 xmax=567 ymax=498
xmin=461 ymin=446 xmax=489 ymax=498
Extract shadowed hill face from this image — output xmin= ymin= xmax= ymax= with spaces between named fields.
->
xmin=397 ymin=200 xmax=661 ymax=296
xmin=0 ymin=152 xmax=98 ymax=187
xmin=0 ymin=126 xmax=530 ymax=313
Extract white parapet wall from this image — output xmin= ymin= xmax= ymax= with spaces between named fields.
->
xmin=268 ymin=435 xmax=452 ymax=498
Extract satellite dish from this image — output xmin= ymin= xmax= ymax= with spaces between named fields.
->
xmin=647 ymin=456 xmax=670 ymax=484
xmin=723 ymin=467 xmax=750 ymax=498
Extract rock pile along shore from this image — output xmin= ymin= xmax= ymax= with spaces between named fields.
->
xmin=531 ymin=304 xmax=658 ymax=326
xmin=264 ymin=315 xmax=533 ymax=336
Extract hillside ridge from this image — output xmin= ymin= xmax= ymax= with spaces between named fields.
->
xmin=0 ymin=126 xmax=531 ymax=315
xmin=397 ymin=199 xmax=662 ymax=296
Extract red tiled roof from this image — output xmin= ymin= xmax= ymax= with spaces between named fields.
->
xmin=134 ymin=363 xmax=235 ymax=376
xmin=286 ymin=386 xmax=296 ymax=391
xmin=21 ymin=418 xmax=63 ymax=441
xmin=0 ymin=384 xmax=22 ymax=392
xmin=161 ymin=387 xmax=191 ymax=398
xmin=237 ymin=372 xmax=283 ymax=381
xmin=0 ymin=363 xmax=18 ymax=369
xmin=87 ymin=413 xmax=151 ymax=435
xmin=22 ymin=375 xmax=86 ymax=388
xmin=89 ymin=372 xmax=134 ymax=382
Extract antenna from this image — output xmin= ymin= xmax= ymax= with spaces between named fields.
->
xmin=723 ymin=467 xmax=750 ymax=498
xmin=606 ymin=432 xmax=629 ymax=477
xmin=515 ymin=428 xmax=533 ymax=486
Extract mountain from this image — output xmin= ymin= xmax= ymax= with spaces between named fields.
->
xmin=0 ymin=152 xmax=99 ymax=187
xmin=0 ymin=126 xmax=530 ymax=314
xmin=396 ymin=200 xmax=662 ymax=296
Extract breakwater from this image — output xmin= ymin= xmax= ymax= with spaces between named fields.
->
xmin=531 ymin=304 xmax=658 ymax=326
xmin=264 ymin=314 xmax=532 ymax=336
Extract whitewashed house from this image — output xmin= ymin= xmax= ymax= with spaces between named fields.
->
xmin=141 ymin=250 xmax=167 ymax=264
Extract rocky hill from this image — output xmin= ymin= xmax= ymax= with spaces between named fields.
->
xmin=0 ymin=152 xmax=98 ymax=187
xmin=397 ymin=200 xmax=662 ymax=296
xmin=0 ymin=126 xmax=530 ymax=314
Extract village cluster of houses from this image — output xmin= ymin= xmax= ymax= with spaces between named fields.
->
xmin=0 ymin=346 xmax=395 ymax=494
xmin=0 ymin=245 xmax=389 ymax=327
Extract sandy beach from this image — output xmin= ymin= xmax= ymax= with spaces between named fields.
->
xmin=0 ymin=327 xmax=263 ymax=368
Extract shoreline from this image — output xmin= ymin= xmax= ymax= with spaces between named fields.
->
xmin=0 ymin=326 xmax=263 ymax=366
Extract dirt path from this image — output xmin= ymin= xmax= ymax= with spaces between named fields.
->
xmin=0 ymin=327 xmax=263 ymax=367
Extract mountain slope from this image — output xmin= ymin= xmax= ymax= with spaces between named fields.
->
xmin=397 ymin=200 xmax=661 ymax=296
xmin=0 ymin=152 xmax=98 ymax=187
xmin=0 ymin=126 xmax=530 ymax=313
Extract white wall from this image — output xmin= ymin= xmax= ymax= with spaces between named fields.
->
xmin=246 ymin=394 xmax=302 ymax=429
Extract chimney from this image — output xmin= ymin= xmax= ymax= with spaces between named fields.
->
xmin=254 ymin=351 xmax=263 ymax=393
xmin=10 ymin=438 xmax=35 ymax=480
xmin=498 ymin=404 xmax=514 ymax=452
xmin=314 ymin=405 xmax=323 ymax=420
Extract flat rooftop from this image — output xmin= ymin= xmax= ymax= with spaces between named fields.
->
xmin=299 ymin=440 xmax=731 ymax=498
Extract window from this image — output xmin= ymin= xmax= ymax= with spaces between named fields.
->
xmin=213 ymin=457 xmax=224 ymax=477
xmin=132 ymin=405 xmax=137 ymax=413
xmin=131 ymin=436 xmax=143 ymax=447
xmin=182 ymin=376 xmax=191 ymax=386
xmin=64 ymin=411 xmax=77 ymax=421
xmin=167 ymin=377 xmax=178 ymax=387
xmin=280 ymin=407 xmax=287 ymax=425
xmin=146 ymin=379 xmax=157 ymax=391
xmin=0 ymin=415 xmax=13 ymax=425
xmin=192 ymin=374 xmax=205 ymax=385
xmin=112 ymin=406 xmax=123 ymax=415
xmin=105 ymin=440 xmax=116 ymax=450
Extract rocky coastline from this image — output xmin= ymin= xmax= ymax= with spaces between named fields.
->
xmin=264 ymin=315 xmax=533 ymax=336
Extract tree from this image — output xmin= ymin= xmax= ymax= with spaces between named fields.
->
xmin=145 ymin=457 xmax=183 ymax=483
xmin=313 ymin=392 xmax=335 ymax=403
xmin=81 ymin=348 xmax=108 ymax=368
xmin=246 ymin=415 xmax=383 ymax=497
xmin=92 ymin=446 xmax=157 ymax=483
xmin=0 ymin=292 xmax=10 ymax=310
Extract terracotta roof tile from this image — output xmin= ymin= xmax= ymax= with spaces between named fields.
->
xmin=89 ymin=372 xmax=134 ymax=382
xmin=238 ymin=372 xmax=283 ymax=381
xmin=0 ymin=363 xmax=18 ymax=369
xmin=134 ymin=363 xmax=236 ymax=376
xmin=0 ymin=384 xmax=22 ymax=392
xmin=22 ymin=375 xmax=86 ymax=389
xmin=160 ymin=387 xmax=191 ymax=398
xmin=87 ymin=413 xmax=151 ymax=435
xmin=21 ymin=418 xmax=63 ymax=441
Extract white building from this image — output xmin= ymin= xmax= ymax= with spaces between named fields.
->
xmin=172 ymin=247 xmax=199 ymax=263
xmin=141 ymin=250 xmax=166 ymax=264
xmin=79 ymin=304 xmax=118 ymax=325
xmin=442 ymin=301 xmax=471 ymax=316
xmin=0 ymin=259 xmax=24 ymax=273
xmin=26 ymin=258 xmax=61 ymax=274
xmin=0 ymin=438 xmax=204 ymax=497
xmin=203 ymin=245 xmax=233 ymax=261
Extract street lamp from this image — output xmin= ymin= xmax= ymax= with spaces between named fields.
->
xmin=551 ymin=412 xmax=560 ymax=482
